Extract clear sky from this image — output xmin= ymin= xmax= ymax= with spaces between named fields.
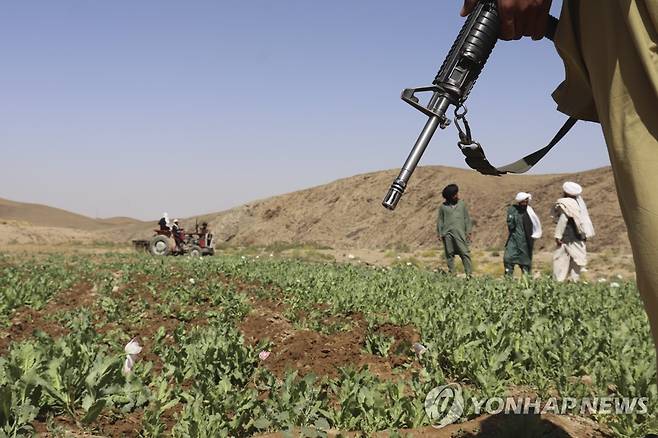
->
xmin=0 ymin=1 xmax=609 ymax=220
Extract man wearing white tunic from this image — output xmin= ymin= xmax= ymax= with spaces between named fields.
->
xmin=553 ymin=182 xmax=595 ymax=282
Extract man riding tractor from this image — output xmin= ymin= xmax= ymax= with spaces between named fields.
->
xmin=137 ymin=218 xmax=215 ymax=257
xmin=171 ymin=219 xmax=184 ymax=252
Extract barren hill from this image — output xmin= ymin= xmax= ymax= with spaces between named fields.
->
xmin=0 ymin=197 xmax=144 ymax=231
xmin=1 ymin=166 xmax=629 ymax=253
xmin=136 ymin=166 xmax=628 ymax=253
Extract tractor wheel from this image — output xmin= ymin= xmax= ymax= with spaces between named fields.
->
xmin=189 ymin=245 xmax=202 ymax=257
xmin=149 ymin=235 xmax=171 ymax=256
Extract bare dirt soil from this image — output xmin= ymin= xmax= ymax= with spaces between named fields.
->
xmin=240 ymin=298 xmax=420 ymax=381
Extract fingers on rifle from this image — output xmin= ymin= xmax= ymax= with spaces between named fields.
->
xmin=521 ymin=1 xmax=540 ymax=39
xmin=531 ymin=12 xmax=547 ymax=40
xmin=497 ymin=0 xmax=517 ymax=40
xmin=532 ymin=0 xmax=553 ymax=40
xmin=514 ymin=7 xmax=528 ymax=40
xmin=497 ymin=0 xmax=554 ymax=40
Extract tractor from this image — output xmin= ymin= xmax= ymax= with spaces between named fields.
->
xmin=132 ymin=221 xmax=215 ymax=257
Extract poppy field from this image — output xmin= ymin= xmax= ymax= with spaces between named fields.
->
xmin=0 ymin=252 xmax=656 ymax=437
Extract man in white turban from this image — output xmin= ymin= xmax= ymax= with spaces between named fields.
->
xmin=504 ymin=192 xmax=542 ymax=276
xmin=553 ymin=182 xmax=595 ymax=282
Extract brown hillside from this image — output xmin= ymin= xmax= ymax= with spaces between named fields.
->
xmin=0 ymin=220 xmax=99 ymax=246
xmin=129 ymin=166 xmax=628 ymax=253
xmin=97 ymin=217 xmax=145 ymax=227
xmin=0 ymin=197 xmax=144 ymax=231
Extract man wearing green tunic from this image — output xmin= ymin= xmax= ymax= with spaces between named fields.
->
xmin=437 ymin=184 xmax=473 ymax=275
xmin=504 ymin=192 xmax=541 ymax=276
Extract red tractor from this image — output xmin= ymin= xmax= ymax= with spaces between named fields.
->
xmin=133 ymin=222 xmax=214 ymax=257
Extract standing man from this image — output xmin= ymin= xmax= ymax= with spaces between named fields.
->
xmin=199 ymin=221 xmax=213 ymax=249
xmin=504 ymin=192 xmax=542 ymax=276
xmin=553 ymin=182 xmax=595 ymax=282
xmin=437 ymin=184 xmax=473 ymax=275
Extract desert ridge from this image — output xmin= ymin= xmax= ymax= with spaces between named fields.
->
xmin=0 ymin=165 xmax=628 ymax=253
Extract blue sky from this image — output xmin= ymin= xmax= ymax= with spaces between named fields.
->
xmin=0 ymin=1 xmax=608 ymax=220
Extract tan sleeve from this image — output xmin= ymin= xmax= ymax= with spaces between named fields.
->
xmin=551 ymin=0 xmax=599 ymax=122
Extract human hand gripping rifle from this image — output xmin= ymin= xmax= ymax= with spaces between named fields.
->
xmin=382 ymin=1 xmax=567 ymax=210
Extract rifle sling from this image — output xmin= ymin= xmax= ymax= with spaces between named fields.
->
xmin=460 ymin=116 xmax=578 ymax=176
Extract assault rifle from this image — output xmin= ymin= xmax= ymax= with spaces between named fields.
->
xmin=382 ymin=1 xmax=566 ymax=211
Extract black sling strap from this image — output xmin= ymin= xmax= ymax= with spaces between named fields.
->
xmin=459 ymin=15 xmax=579 ymax=176
xmin=460 ymin=116 xmax=578 ymax=176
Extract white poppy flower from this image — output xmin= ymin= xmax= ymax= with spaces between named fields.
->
xmin=125 ymin=338 xmax=142 ymax=355
xmin=123 ymin=337 xmax=142 ymax=374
